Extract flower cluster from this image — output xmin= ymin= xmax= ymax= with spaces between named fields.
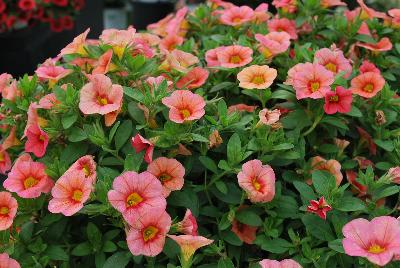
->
xmin=0 ymin=0 xmax=400 ymax=267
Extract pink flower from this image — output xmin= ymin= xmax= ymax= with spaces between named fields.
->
xmin=131 ymin=134 xmax=154 ymax=164
xmin=237 ymin=65 xmax=277 ymax=89
xmin=176 ymin=67 xmax=209 ymax=90
xmin=342 ymin=216 xmax=400 ymax=266
xmin=259 ymin=108 xmax=281 ymax=125
xmin=107 ymin=171 xmax=166 ymax=223
xmin=388 ymin=167 xmax=400 ymax=184
xmin=162 ymin=90 xmax=206 ymax=124
xmin=25 ymin=124 xmax=49 ymax=158
xmin=3 ymin=154 xmax=54 ymax=198
xmin=272 ymin=0 xmax=297 ymax=14
xmin=35 ymin=64 xmax=72 ymax=88
xmin=145 ymin=76 xmax=173 ymax=91
xmin=268 ymin=18 xmax=298 ymax=40
xmin=0 ymin=253 xmax=20 ymax=268
xmin=314 ymin=47 xmax=352 ymax=78
xmin=65 ymin=155 xmax=97 ymax=183
xmin=357 ymin=37 xmax=393 ymax=52
xmin=48 ymin=170 xmax=92 ymax=216
xmin=321 ymin=0 xmax=347 ymax=8
xmin=311 ymin=156 xmax=343 ymax=186
xmin=134 ymin=33 xmax=161 ymax=46
xmin=160 ymin=49 xmax=199 ymax=73
xmin=0 ymin=145 xmax=11 ymax=175
xmin=205 ymin=47 xmax=226 ymax=67
xmin=92 ymin=49 xmax=114 ymax=75
xmin=237 ymin=159 xmax=276 ymax=203
xmin=0 ymin=73 xmax=12 ymax=93
xmin=350 ymin=72 xmax=385 ymax=98
xmin=59 ymin=28 xmax=90 ymax=56
xmin=324 ymin=86 xmax=353 ymax=115
xmin=360 ymin=60 xmax=380 ymax=74
xmin=228 ymin=104 xmax=257 ymax=114
xmin=259 ymin=259 xmax=302 ymax=268
xmin=253 ymin=3 xmax=270 ymax=23
xmin=388 ymin=9 xmax=400 ymax=28
xmin=307 ymin=196 xmax=332 ymax=220
xmin=165 ymin=7 xmax=188 ymax=36
xmin=357 ymin=0 xmax=388 ymax=20
xmin=2 ymin=80 xmax=21 ymax=101
xmin=79 ymin=74 xmax=123 ymax=115
xmin=176 ymin=209 xmax=198 ymax=236
xmin=292 ymin=63 xmax=334 ymax=100
xmin=0 ymin=191 xmax=18 ymax=231
xmin=100 ymin=26 xmax=136 ymax=47
xmin=168 ymin=235 xmax=214 ymax=264
xmin=219 ymin=6 xmax=254 ymax=26
xmin=159 ymin=34 xmax=184 ymax=53
xmin=216 ymin=45 xmax=253 ymax=68
xmin=146 ymin=157 xmax=185 ymax=197
xmin=284 ymin=63 xmax=305 ymax=86
xmin=255 ymin=32 xmax=291 ymax=59
xmin=127 ymin=209 xmax=171 ymax=257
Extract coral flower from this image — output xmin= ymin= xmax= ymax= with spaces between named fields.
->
xmin=0 ymin=191 xmax=18 ymax=231
xmin=356 ymin=127 xmax=377 ymax=156
xmin=216 ymin=45 xmax=253 ymax=68
xmin=307 ymin=196 xmax=332 ymax=220
xmin=324 ymin=86 xmax=353 ymax=115
xmin=0 ymin=145 xmax=11 ymax=175
xmin=66 ymin=155 xmax=97 ymax=183
xmin=228 ymin=104 xmax=257 ymax=114
xmin=176 ymin=209 xmax=198 ymax=236
xmin=346 ymin=170 xmax=367 ymax=196
xmin=231 ymin=219 xmax=257 ymax=244
xmin=357 ymin=0 xmax=388 ymax=20
xmin=0 ymin=253 xmax=20 ymax=268
xmin=2 ymin=80 xmax=21 ymax=101
xmin=259 ymin=108 xmax=281 ymax=125
xmin=342 ymin=216 xmax=400 ymax=266
xmin=162 ymin=90 xmax=206 ymax=124
xmin=79 ymin=74 xmax=123 ymax=115
xmin=387 ymin=167 xmax=400 ymax=184
xmin=35 ymin=64 xmax=72 ymax=88
xmin=25 ymin=124 xmax=49 ymax=158
xmin=268 ymin=18 xmax=298 ymax=40
xmin=284 ymin=63 xmax=305 ymax=86
xmin=237 ymin=65 xmax=277 ymax=89
xmin=159 ymin=35 xmax=184 ymax=53
xmin=321 ymin=0 xmax=346 ymax=8
xmin=0 ymin=73 xmax=12 ymax=93
xmin=127 ymin=209 xmax=171 ymax=257
xmin=388 ymin=9 xmax=400 ymax=28
xmin=4 ymin=154 xmax=54 ymax=198
xmin=131 ymin=134 xmax=154 ymax=164
xmin=160 ymin=49 xmax=199 ymax=73
xmin=219 ymin=6 xmax=254 ymax=26
xmin=3 ymin=127 xmax=21 ymax=150
xmin=314 ymin=47 xmax=352 ymax=78
xmin=205 ymin=47 xmax=226 ymax=67
xmin=59 ymin=28 xmax=90 ymax=56
xmin=134 ymin=33 xmax=161 ymax=46
xmin=292 ymin=63 xmax=334 ymax=100
xmin=272 ymin=0 xmax=297 ymax=14
xmin=168 ymin=235 xmax=214 ymax=265
xmin=253 ymin=3 xmax=270 ymax=23
xmin=48 ymin=170 xmax=92 ymax=216
xmin=237 ymin=159 xmax=276 ymax=203
xmin=357 ymin=37 xmax=392 ymax=53
xmin=100 ymin=26 xmax=136 ymax=58
xmin=146 ymin=157 xmax=185 ymax=197
xmin=145 ymin=76 xmax=173 ymax=91
xmin=360 ymin=60 xmax=380 ymax=74
xmin=311 ymin=156 xmax=343 ymax=186
xmin=176 ymin=67 xmax=209 ymax=90
xmin=350 ymin=72 xmax=385 ymax=98
xmin=107 ymin=171 xmax=166 ymax=223
xmin=255 ymin=32 xmax=291 ymax=59
xmin=92 ymin=49 xmax=114 ymax=75
xmin=259 ymin=259 xmax=302 ymax=268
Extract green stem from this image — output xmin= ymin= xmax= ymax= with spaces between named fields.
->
xmin=302 ymin=114 xmax=323 ymax=136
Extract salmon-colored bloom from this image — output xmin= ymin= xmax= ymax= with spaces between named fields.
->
xmin=231 ymin=219 xmax=257 ymax=244
xmin=292 ymin=63 xmax=334 ymax=100
xmin=237 ymin=159 xmax=276 ymax=203
xmin=356 ymin=127 xmax=377 ymax=156
xmin=253 ymin=3 xmax=270 ymax=23
xmin=165 ymin=7 xmax=189 ymax=37
xmin=131 ymin=134 xmax=154 ymax=164
xmin=259 ymin=259 xmax=302 ymax=268
xmin=25 ymin=124 xmax=49 ymax=158
xmin=176 ymin=143 xmax=192 ymax=156
xmin=160 ymin=49 xmax=199 ymax=73
xmin=334 ymin=138 xmax=350 ymax=151
xmin=159 ymin=34 xmax=184 ymax=53
xmin=284 ymin=63 xmax=305 ymax=86
xmin=311 ymin=156 xmax=343 ymax=186
xmin=0 ymin=253 xmax=20 ymax=268
xmin=255 ymin=32 xmax=291 ymax=59
xmin=357 ymin=0 xmax=388 ymax=20
xmin=346 ymin=170 xmax=367 ymax=197
xmin=0 ymin=73 xmax=12 ymax=93
xmin=228 ymin=104 xmax=257 ymax=114
xmin=145 ymin=76 xmax=173 ymax=91
xmin=79 ymin=74 xmax=123 ymax=115
xmin=134 ymin=33 xmax=161 ymax=47
xmin=357 ymin=37 xmax=392 ymax=52
xmin=100 ymin=26 xmax=136 ymax=58
xmin=35 ymin=64 xmax=72 ymax=88
xmin=65 ymin=155 xmax=97 ymax=183
xmin=107 ymin=171 xmax=166 ymax=223
xmin=48 ymin=170 xmax=92 ymax=216
xmin=314 ymin=46 xmax=352 ymax=78
xmin=209 ymin=129 xmax=223 ymax=149
xmin=162 ymin=90 xmax=206 ymax=124
xmin=92 ymin=49 xmax=114 ymax=75
xmin=268 ymin=18 xmax=298 ymax=40
xmin=237 ymin=65 xmax=277 ymax=89
xmin=307 ymin=196 xmax=332 ymax=220
xmin=59 ymin=28 xmax=90 ymax=56
xmin=357 ymin=21 xmax=372 ymax=36
xmin=350 ymin=72 xmax=385 ymax=98
xmin=3 ymin=154 xmax=54 ymax=198
xmin=272 ymin=0 xmax=297 ymax=13
xmin=388 ymin=167 xmax=400 ymax=184
xmin=259 ymin=108 xmax=281 ymax=125
xmin=0 ymin=191 xmax=17 ymax=231
xmin=176 ymin=209 xmax=198 ymax=236
xmin=324 ymin=86 xmax=353 ymax=115
xmin=388 ymin=9 xmax=400 ymax=28
xmin=147 ymin=157 xmax=185 ymax=197
xmin=216 ymin=45 xmax=253 ymax=68
xmin=219 ymin=5 xmax=254 ymax=26
xmin=168 ymin=235 xmax=214 ymax=265
xmin=342 ymin=216 xmax=400 ymax=266
xmin=0 ymin=145 xmax=11 ymax=174
xmin=360 ymin=60 xmax=380 ymax=74
xmin=2 ymin=80 xmax=21 ymax=101
xmin=127 ymin=209 xmax=171 ymax=257
xmin=176 ymin=67 xmax=209 ymax=90
xmin=205 ymin=47 xmax=226 ymax=67
xmin=321 ymin=0 xmax=346 ymax=8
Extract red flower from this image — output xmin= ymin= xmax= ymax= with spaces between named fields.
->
xmin=52 ymin=0 xmax=68 ymax=7
xmin=73 ymin=0 xmax=85 ymax=10
xmin=307 ymin=196 xmax=332 ymax=220
xmin=18 ymin=0 xmax=36 ymax=11
xmin=50 ymin=18 xmax=64 ymax=32
xmin=61 ymin=16 xmax=74 ymax=30
xmin=356 ymin=127 xmax=377 ymax=155
xmin=0 ymin=1 xmax=6 ymax=13
xmin=131 ymin=134 xmax=154 ymax=164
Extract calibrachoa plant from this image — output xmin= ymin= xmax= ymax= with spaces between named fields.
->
xmin=0 ymin=0 xmax=400 ymax=267
xmin=0 ymin=0 xmax=85 ymax=32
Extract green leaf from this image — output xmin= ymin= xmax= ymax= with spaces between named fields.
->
xmin=62 ymin=112 xmax=78 ymax=129
xmin=227 ymin=133 xmax=242 ymax=165
xmin=72 ymin=242 xmax=92 ymax=256
xmin=103 ymin=241 xmax=118 ymax=253
xmin=115 ymin=120 xmax=133 ymax=150
xmin=68 ymin=127 xmax=87 ymax=142
xmin=302 ymin=214 xmax=335 ymax=241
xmin=124 ymin=154 xmax=143 ymax=172
xmin=312 ymin=170 xmax=337 ymax=196
xmin=222 ymin=230 xmax=243 ymax=246
xmin=215 ymin=181 xmax=228 ymax=194
xmin=123 ymin=87 xmax=144 ymax=102
xmin=347 ymin=106 xmax=362 ymax=117
xmin=60 ymin=142 xmax=89 ymax=166
xmin=218 ymin=258 xmax=235 ymax=268
xmin=210 ymin=82 xmax=235 ymax=93
xmin=373 ymin=185 xmax=400 ymax=200
xmin=103 ymin=251 xmax=131 ymax=268
xmin=192 ymin=133 xmax=209 ymax=143
xmin=328 ymin=239 xmax=345 ymax=253
xmin=199 ymin=156 xmax=219 ymax=173
xmin=335 ymin=196 xmax=366 ymax=212
xmin=235 ymin=209 xmax=263 ymax=227
xmin=87 ymin=223 xmax=102 ymax=251
xmin=108 ymin=121 xmax=121 ymax=142
xmin=20 ymin=221 xmax=34 ymax=243
xmin=257 ymin=237 xmax=292 ymax=254
xmin=374 ymin=139 xmax=394 ymax=152
xmin=45 ymin=245 xmax=69 ymax=261
xmin=218 ymin=213 xmax=231 ymax=231
xmin=293 ymin=181 xmax=316 ymax=201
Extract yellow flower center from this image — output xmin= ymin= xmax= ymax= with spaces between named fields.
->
xmin=233 ymin=17 xmax=242 ymax=23
xmin=72 ymin=190 xmax=83 ymax=202
xmin=363 ymin=83 xmax=374 ymax=93
xmin=368 ymin=244 xmax=385 ymax=254
xmin=180 ymin=109 xmax=191 ymax=119
xmin=82 ymin=164 xmax=91 ymax=177
xmin=142 ymin=226 xmax=159 ymax=242
xmin=360 ymin=10 xmax=370 ymax=20
xmin=261 ymin=47 xmax=273 ymax=58
xmin=38 ymin=117 xmax=48 ymax=128
xmin=159 ymin=173 xmax=172 ymax=182
xmin=252 ymin=178 xmax=261 ymax=191
xmin=329 ymin=95 xmax=339 ymax=102
xmin=113 ymin=46 xmax=125 ymax=59
xmin=230 ymin=55 xmax=242 ymax=64
xmin=0 ymin=152 xmax=4 ymax=162
xmin=310 ymin=81 xmax=320 ymax=92
xmin=39 ymin=135 xmax=46 ymax=141
xmin=325 ymin=62 xmax=337 ymax=73
xmin=0 ymin=207 xmax=9 ymax=215
xmin=126 ymin=192 xmax=143 ymax=207
xmin=24 ymin=176 xmax=39 ymax=189
xmin=97 ymin=96 xmax=108 ymax=106
xmin=77 ymin=44 xmax=88 ymax=56
xmin=251 ymin=75 xmax=265 ymax=85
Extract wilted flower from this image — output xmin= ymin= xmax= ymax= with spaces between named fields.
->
xmin=356 ymin=127 xmax=377 ymax=155
xmin=311 ymin=156 xmax=343 ymax=186
xmin=375 ymin=110 xmax=386 ymax=125
xmin=258 ymin=108 xmax=281 ymax=125
xmin=307 ymin=196 xmax=332 ymax=220
xmin=209 ymin=130 xmax=223 ymax=149
xmin=388 ymin=167 xmax=400 ymax=184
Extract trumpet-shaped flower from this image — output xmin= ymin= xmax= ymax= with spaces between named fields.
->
xmin=176 ymin=209 xmax=198 ymax=236
xmin=219 ymin=6 xmax=254 ymax=26
xmin=65 ymin=155 xmax=97 ymax=183
xmin=131 ymin=134 xmax=154 ymax=164
xmin=350 ymin=72 xmax=385 ymax=98
xmin=237 ymin=65 xmax=277 ymax=89
xmin=0 ymin=145 xmax=11 ymax=175
xmin=0 ymin=191 xmax=17 ymax=231
xmin=25 ymin=124 xmax=49 ymax=158
xmin=255 ymin=32 xmax=291 ymax=59
xmin=311 ymin=156 xmax=343 ymax=186
xmin=168 ymin=235 xmax=214 ymax=265
xmin=268 ymin=18 xmax=298 ymax=39
xmin=314 ymin=47 xmax=352 ymax=78
xmin=176 ymin=67 xmax=209 ymax=90
xmin=216 ymin=45 xmax=253 ymax=68
xmin=0 ymin=253 xmax=20 ymax=268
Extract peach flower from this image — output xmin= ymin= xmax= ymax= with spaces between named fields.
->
xmin=59 ymin=28 xmax=90 ymax=56
xmin=205 ymin=47 xmax=226 ymax=67
xmin=237 ymin=65 xmax=277 ymax=89
xmin=314 ymin=46 xmax=352 ymax=78
xmin=176 ymin=209 xmax=198 ymax=236
xmin=268 ymin=18 xmax=298 ymax=40
xmin=216 ymin=45 xmax=253 ymax=68
xmin=0 ymin=145 xmax=11 ymax=175
xmin=356 ymin=37 xmax=393 ymax=52
xmin=92 ymin=49 xmax=114 ymax=75
xmin=357 ymin=0 xmax=388 ymax=20
xmin=259 ymin=108 xmax=281 ymax=125
xmin=255 ymin=32 xmax=291 ymax=59
xmin=253 ymin=3 xmax=270 ymax=23
xmin=219 ymin=6 xmax=254 ymax=26
xmin=0 ymin=73 xmax=12 ymax=93
xmin=359 ymin=60 xmax=380 ymax=74
xmin=350 ymin=72 xmax=385 ymax=98
xmin=159 ymin=34 xmax=184 ymax=53
xmin=176 ymin=67 xmax=209 ymax=90
xmin=0 ymin=191 xmax=18 ymax=231
xmin=311 ymin=156 xmax=343 ymax=186
xmin=100 ymin=26 xmax=136 ymax=58
xmin=168 ymin=235 xmax=214 ymax=265
xmin=272 ymin=0 xmax=297 ymax=14
xmin=35 ymin=64 xmax=72 ymax=88
xmin=0 ymin=253 xmax=20 ymax=268
xmin=160 ymin=49 xmax=199 ymax=73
